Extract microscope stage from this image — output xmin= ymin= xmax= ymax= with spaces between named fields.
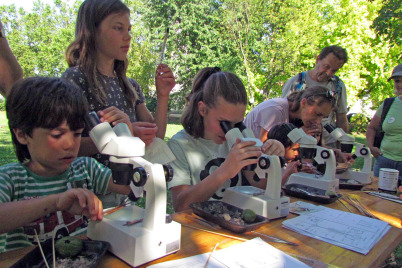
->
xmin=87 ymin=205 xmax=181 ymax=267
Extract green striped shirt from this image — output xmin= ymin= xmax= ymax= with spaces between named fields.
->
xmin=0 ymin=157 xmax=111 ymax=253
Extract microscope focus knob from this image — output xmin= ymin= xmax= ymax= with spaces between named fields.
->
xmin=132 ymin=167 xmax=147 ymax=187
xmin=360 ymin=147 xmax=369 ymax=156
xmin=163 ymin=164 xmax=174 ymax=182
xmin=321 ymin=150 xmax=330 ymax=159
xmin=258 ymin=156 xmax=271 ymax=169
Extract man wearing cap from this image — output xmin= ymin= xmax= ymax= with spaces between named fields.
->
xmin=366 ymin=63 xmax=402 ymax=180
xmin=0 ymin=18 xmax=23 ymax=98
xmin=281 ymin=45 xmax=349 ymax=148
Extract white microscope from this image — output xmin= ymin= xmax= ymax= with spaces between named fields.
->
xmin=283 ymin=127 xmax=340 ymax=203
xmin=84 ymin=112 xmax=181 ymax=267
xmin=324 ymin=123 xmax=373 ymax=186
xmin=220 ymin=121 xmax=290 ymax=220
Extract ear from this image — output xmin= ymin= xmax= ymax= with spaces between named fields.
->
xmin=300 ymin=98 xmax=307 ymax=109
xmin=13 ymin=129 xmax=29 ymax=145
xmin=315 ymin=55 xmax=320 ymax=64
xmin=198 ymin=101 xmax=207 ymax=117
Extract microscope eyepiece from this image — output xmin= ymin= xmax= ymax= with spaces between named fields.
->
xmin=85 ymin=111 xmax=101 ymax=130
xmin=220 ymin=120 xmax=232 ymax=134
xmin=323 ymin=123 xmax=336 ymax=133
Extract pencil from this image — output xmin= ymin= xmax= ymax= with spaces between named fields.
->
xmin=204 ymin=243 xmax=219 ymax=268
xmin=159 ymin=28 xmax=169 ymax=64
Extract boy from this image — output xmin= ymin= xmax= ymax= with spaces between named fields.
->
xmin=0 ymin=77 xmax=130 ymax=252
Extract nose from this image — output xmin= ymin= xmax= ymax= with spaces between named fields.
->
xmin=326 ymin=69 xmax=335 ymax=77
xmin=62 ymin=133 xmax=76 ymax=150
xmin=124 ymin=30 xmax=131 ymax=41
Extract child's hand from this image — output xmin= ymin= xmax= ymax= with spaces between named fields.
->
xmin=282 ymin=161 xmax=300 ymax=185
xmin=56 ymin=189 xmax=103 ymax=221
xmin=131 ymin=121 xmax=158 ymax=146
xmin=98 ymin=106 xmax=133 ymax=133
xmin=333 ymin=149 xmax=354 ymax=164
xmin=262 ymin=139 xmax=285 ymax=156
xmin=155 ymin=64 xmax=175 ymax=98
xmin=222 ymin=139 xmax=262 ymax=179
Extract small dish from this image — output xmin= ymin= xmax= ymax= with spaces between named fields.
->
xmin=10 ymin=238 xmax=110 ymax=268
xmin=190 ymin=200 xmax=269 ymax=233
xmin=282 ymin=184 xmax=341 ymax=204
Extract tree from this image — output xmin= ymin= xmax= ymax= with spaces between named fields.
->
xmin=373 ymin=0 xmax=402 ymax=46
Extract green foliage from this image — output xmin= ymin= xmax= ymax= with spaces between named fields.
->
xmin=0 ymin=99 xmax=5 ymax=112
xmin=349 ymin=113 xmax=370 ymax=134
xmin=373 ymin=0 xmax=402 ymax=46
xmin=0 ymin=0 xmax=400 ymax=115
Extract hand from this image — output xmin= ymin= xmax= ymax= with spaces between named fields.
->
xmin=282 ymin=160 xmax=300 ymax=185
xmin=55 ymin=188 xmax=103 ymax=221
xmin=333 ymin=149 xmax=354 ymax=164
xmin=221 ymin=139 xmax=262 ymax=179
xmin=370 ymin=146 xmax=382 ymax=158
xmin=261 ymin=139 xmax=285 ymax=156
xmin=97 ymin=107 xmax=133 ymax=133
xmin=155 ymin=64 xmax=175 ymax=98
xmin=132 ymin=121 xmax=158 ymax=146
xmin=299 ymin=161 xmax=316 ymax=174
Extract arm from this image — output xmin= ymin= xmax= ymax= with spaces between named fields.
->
xmin=171 ymin=139 xmax=262 ymax=212
xmin=366 ymin=114 xmax=382 ymax=158
xmin=336 ymin=112 xmax=349 ymax=133
xmin=0 ymin=188 xmax=103 ymax=234
xmin=259 ymin=128 xmax=269 ymax=143
xmin=154 ymin=64 xmax=175 ymax=139
xmin=107 ymin=178 xmax=131 ymax=195
xmin=0 ymin=19 xmax=23 ymax=98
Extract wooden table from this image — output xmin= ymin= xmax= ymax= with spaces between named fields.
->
xmin=2 ymin=178 xmax=402 ymax=268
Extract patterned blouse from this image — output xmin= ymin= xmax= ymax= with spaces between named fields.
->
xmin=62 ymin=66 xmax=146 ymax=166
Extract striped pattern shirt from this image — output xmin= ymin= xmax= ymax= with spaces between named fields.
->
xmin=0 ymin=157 xmax=111 ymax=253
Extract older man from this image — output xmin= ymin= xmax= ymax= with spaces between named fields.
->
xmin=281 ymin=45 xmax=348 ymax=148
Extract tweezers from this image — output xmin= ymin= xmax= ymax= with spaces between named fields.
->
xmin=251 ymin=231 xmax=298 ymax=246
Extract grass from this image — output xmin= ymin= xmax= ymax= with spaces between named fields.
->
xmin=0 ymin=112 xmax=400 ymax=266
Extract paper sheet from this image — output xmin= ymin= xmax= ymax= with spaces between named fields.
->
xmin=283 ymin=207 xmax=391 ymax=255
xmin=148 ymin=238 xmax=310 ymax=268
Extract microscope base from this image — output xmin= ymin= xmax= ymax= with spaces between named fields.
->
xmin=87 ymin=205 xmax=181 ymax=267
xmin=336 ymin=169 xmax=373 ymax=185
xmin=222 ymin=186 xmax=290 ymax=220
xmin=286 ymin=173 xmax=339 ymax=193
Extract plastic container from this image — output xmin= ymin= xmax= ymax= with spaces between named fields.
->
xmin=378 ymin=168 xmax=399 ymax=194
xmin=190 ymin=200 xmax=269 ymax=233
xmin=10 ymin=238 xmax=110 ymax=268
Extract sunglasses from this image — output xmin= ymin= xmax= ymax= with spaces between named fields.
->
xmin=306 ymin=90 xmax=336 ymax=100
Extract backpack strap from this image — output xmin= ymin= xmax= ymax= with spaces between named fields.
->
xmin=295 ymin=72 xmax=306 ymax=91
xmin=380 ymin=97 xmax=396 ymax=127
xmin=331 ymin=75 xmax=342 ymax=95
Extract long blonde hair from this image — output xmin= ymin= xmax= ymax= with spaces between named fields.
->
xmin=65 ymin=0 xmax=137 ymax=107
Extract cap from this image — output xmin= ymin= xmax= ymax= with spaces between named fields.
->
xmin=388 ymin=63 xmax=402 ymax=81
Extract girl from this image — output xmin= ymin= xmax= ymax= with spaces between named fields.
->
xmin=244 ymin=85 xmax=335 ymax=143
xmin=168 ymin=67 xmax=284 ymax=212
xmin=0 ymin=77 xmax=131 ymax=252
xmin=62 ymin=0 xmax=175 ymax=207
